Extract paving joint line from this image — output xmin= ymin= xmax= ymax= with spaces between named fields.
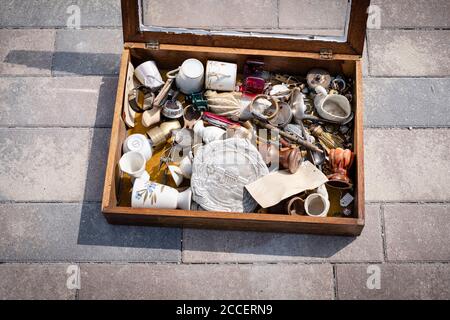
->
xmin=380 ymin=204 xmax=388 ymax=262
xmin=0 ymin=126 xmax=448 ymax=130
xmin=332 ymin=265 xmax=338 ymax=300
xmin=2 ymin=261 xmax=449 ymax=266
xmin=0 ymin=126 xmax=112 ymax=129
xmin=0 ymin=26 xmax=122 ymax=30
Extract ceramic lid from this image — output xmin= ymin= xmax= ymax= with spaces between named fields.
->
xmin=121 ymin=0 xmax=370 ymax=57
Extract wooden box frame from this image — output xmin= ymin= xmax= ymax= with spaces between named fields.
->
xmin=102 ymin=0 xmax=370 ymax=236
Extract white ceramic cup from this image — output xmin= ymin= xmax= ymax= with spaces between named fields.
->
xmin=135 ymin=61 xmax=164 ymax=90
xmin=132 ymin=179 xmax=192 ymax=210
xmin=205 ymin=60 xmax=237 ymax=92
xmin=314 ymin=86 xmax=351 ymax=123
xmin=123 ymin=134 xmax=153 ymax=161
xmin=176 ymin=59 xmax=205 ymax=95
xmin=304 ymin=193 xmax=330 ymax=218
xmin=119 ymin=151 xmax=150 ymax=181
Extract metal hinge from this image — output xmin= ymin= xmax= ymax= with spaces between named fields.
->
xmin=145 ymin=40 xmax=160 ymax=50
xmin=319 ymin=49 xmax=333 ymax=60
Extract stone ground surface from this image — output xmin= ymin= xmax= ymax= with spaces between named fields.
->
xmin=0 ymin=0 xmax=449 ymax=300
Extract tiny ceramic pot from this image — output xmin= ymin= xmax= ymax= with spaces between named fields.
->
xmin=162 ymin=100 xmax=184 ymax=119
xmin=304 ymin=193 xmax=330 ymax=217
xmin=314 ymin=86 xmax=352 ymax=123
xmin=132 ymin=179 xmax=192 ymax=210
xmin=123 ymin=134 xmax=153 ymax=161
xmin=176 ymin=59 xmax=205 ymax=95
xmin=134 ymin=61 xmax=164 ymax=90
xmin=119 ymin=151 xmax=150 ymax=181
xmin=327 ymin=148 xmax=354 ymax=187
xmin=193 ymin=121 xmax=226 ymax=144
xmin=205 ymin=60 xmax=237 ymax=92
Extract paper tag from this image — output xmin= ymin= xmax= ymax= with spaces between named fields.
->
xmin=340 ymin=193 xmax=354 ymax=207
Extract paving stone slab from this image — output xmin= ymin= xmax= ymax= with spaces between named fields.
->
xmin=0 ymin=264 xmax=76 ymax=300
xmin=0 ymin=203 xmax=181 ymax=262
xmin=371 ymin=0 xmax=450 ymax=28
xmin=53 ymin=29 xmax=122 ymax=75
xmin=279 ymin=0 xmax=348 ymax=30
xmin=336 ymin=264 xmax=450 ymax=300
xmin=0 ymin=76 xmax=117 ymax=127
xmin=143 ymin=0 xmax=277 ymax=29
xmin=364 ymin=78 xmax=450 ymax=127
xmin=0 ymin=128 xmax=110 ymax=202
xmin=0 ymin=0 xmax=121 ymax=27
xmin=364 ymin=129 xmax=450 ymax=202
xmin=79 ymin=263 xmax=334 ymax=300
xmin=182 ymin=205 xmax=382 ymax=263
xmin=368 ymin=30 xmax=450 ymax=77
xmin=383 ymin=204 xmax=450 ymax=262
xmin=0 ymin=29 xmax=55 ymax=76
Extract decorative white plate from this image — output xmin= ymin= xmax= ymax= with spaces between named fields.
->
xmin=191 ymin=138 xmax=269 ymax=212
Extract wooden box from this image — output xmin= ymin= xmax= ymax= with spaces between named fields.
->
xmin=102 ymin=0 xmax=370 ymax=236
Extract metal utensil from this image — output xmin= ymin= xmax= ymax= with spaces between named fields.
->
xmin=290 ymin=87 xmax=340 ymax=125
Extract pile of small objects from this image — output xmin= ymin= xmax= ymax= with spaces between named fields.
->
xmin=119 ymin=58 xmax=356 ymax=218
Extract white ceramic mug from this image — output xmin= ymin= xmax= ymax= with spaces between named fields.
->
xmin=119 ymin=151 xmax=150 ymax=181
xmin=304 ymin=193 xmax=330 ymax=218
xmin=123 ymin=134 xmax=152 ymax=161
xmin=205 ymin=60 xmax=237 ymax=92
xmin=314 ymin=86 xmax=351 ymax=123
xmin=176 ymin=59 xmax=205 ymax=95
xmin=135 ymin=61 xmax=164 ymax=90
xmin=132 ymin=179 xmax=192 ymax=210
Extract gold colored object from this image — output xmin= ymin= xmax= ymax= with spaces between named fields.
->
xmin=310 ymin=125 xmax=344 ymax=153
xmin=147 ymin=120 xmax=181 ymax=148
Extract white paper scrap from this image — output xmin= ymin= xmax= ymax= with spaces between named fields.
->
xmin=245 ymin=161 xmax=328 ymax=208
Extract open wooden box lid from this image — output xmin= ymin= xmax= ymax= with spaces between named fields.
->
xmin=121 ymin=0 xmax=370 ymax=58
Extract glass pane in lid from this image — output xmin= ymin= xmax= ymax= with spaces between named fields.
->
xmin=140 ymin=0 xmax=352 ymax=42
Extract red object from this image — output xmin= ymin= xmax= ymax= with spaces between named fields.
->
xmin=244 ymin=76 xmax=266 ymax=94
xmin=203 ymin=112 xmax=240 ymax=127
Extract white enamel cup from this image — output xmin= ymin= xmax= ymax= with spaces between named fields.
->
xmin=176 ymin=59 xmax=205 ymax=95
xmin=205 ymin=60 xmax=237 ymax=92
xmin=123 ymin=134 xmax=153 ymax=161
xmin=135 ymin=61 xmax=164 ymax=90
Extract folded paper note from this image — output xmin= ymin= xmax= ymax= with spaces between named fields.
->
xmin=245 ymin=161 xmax=328 ymax=208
